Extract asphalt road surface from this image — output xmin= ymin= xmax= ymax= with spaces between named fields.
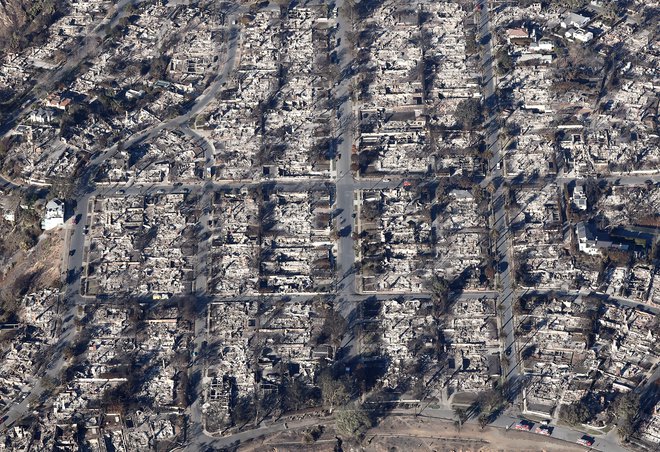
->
xmin=1 ymin=1 xmax=658 ymax=449
xmin=475 ymin=0 xmax=520 ymax=381
xmin=0 ymin=2 xmax=243 ymax=433
xmin=333 ymin=0 xmax=359 ymax=334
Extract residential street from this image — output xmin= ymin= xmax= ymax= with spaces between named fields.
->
xmin=476 ymin=0 xmax=519 ymax=382
xmin=0 ymin=3 xmax=245 ymax=435
xmin=0 ymin=1 xmax=658 ymax=451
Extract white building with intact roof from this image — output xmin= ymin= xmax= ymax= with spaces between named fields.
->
xmin=41 ymin=199 xmax=64 ymax=230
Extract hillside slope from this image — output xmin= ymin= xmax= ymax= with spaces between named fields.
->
xmin=0 ymin=0 xmax=62 ymax=52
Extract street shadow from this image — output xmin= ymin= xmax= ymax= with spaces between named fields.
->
xmin=502 ymin=374 xmax=529 ymax=403
xmin=187 ymin=369 xmax=202 ymax=405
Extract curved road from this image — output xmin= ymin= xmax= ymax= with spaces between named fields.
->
xmin=0 ymin=2 xmax=243 ymax=433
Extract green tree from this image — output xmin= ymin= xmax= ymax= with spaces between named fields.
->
xmin=496 ymin=48 xmax=514 ymax=75
xmin=303 ymin=425 xmax=324 ymax=443
xmin=50 ymin=178 xmax=76 ymax=201
xmin=149 ymin=55 xmax=171 ymax=80
xmin=319 ymin=372 xmax=350 ymax=408
xmin=477 ymin=388 xmax=505 ymax=414
xmin=232 ymin=395 xmax=256 ymax=425
xmin=427 ymin=275 xmax=448 ymax=301
xmin=560 ymin=400 xmax=592 ymax=426
xmin=426 ymin=275 xmax=451 ymax=315
xmin=319 ymin=309 xmax=348 ymax=350
xmin=617 ymin=421 xmax=634 ymax=442
xmin=613 ymin=392 xmax=641 ymax=442
xmin=547 ymin=0 xmax=590 ymax=8
xmin=454 ymin=98 xmax=482 ymax=130
xmin=472 ymin=185 xmax=487 ymax=207
xmin=281 ymin=377 xmax=312 ymax=412
xmin=335 ymin=404 xmax=372 ymax=438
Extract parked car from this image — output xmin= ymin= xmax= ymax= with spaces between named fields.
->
xmin=515 ymin=420 xmax=533 ymax=431
xmin=534 ymin=425 xmax=552 ymax=436
xmin=577 ymin=435 xmax=594 ymax=447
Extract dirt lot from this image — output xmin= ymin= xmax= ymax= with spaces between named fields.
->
xmin=241 ymin=415 xmax=586 ymax=452
xmin=365 ymin=416 xmax=586 ymax=452
xmin=0 ymin=230 xmax=63 ymax=318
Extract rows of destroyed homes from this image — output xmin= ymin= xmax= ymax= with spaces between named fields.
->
xmin=492 ymin=0 xmax=660 ymax=308
xmin=80 ymin=185 xmax=334 ymax=300
xmin=491 ymin=1 xmax=660 ymax=446
xmin=1 ymin=294 xmax=188 ymax=450
xmin=198 ymin=4 xmax=336 ymax=180
xmin=495 ymin=0 xmax=657 ymax=179
xmin=515 ymin=294 xmax=658 ymax=440
xmin=1 ymin=0 xmax=226 ymax=186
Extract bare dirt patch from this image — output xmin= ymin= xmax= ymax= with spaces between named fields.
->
xmin=239 ymin=415 xmax=587 ymax=452
xmin=365 ymin=415 xmax=585 ymax=452
xmin=0 ymin=230 xmax=63 ymax=318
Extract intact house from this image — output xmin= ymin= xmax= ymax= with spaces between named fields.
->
xmin=41 ymin=199 xmax=65 ymax=230
xmin=572 ymin=184 xmax=588 ymax=210
xmin=576 ymin=221 xmax=628 ymax=255
xmin=561 ymin=12 xmax=590 ymax=29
